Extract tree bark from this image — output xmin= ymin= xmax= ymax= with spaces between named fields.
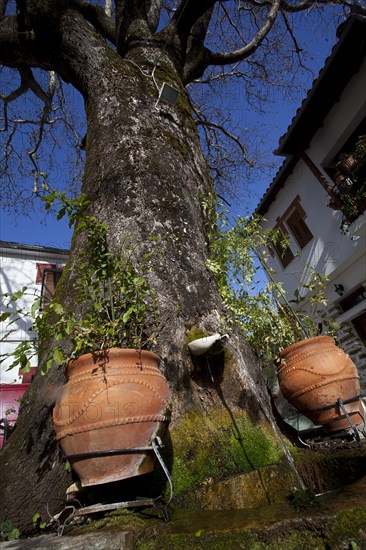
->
xmin=0 ymin=10 xmax=280 ymax=535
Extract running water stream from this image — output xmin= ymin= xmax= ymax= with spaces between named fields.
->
xmin=223 ymin=337 xmax=306 ymax=490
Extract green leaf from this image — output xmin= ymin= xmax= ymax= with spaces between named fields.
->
xmin=7 ymin=528 xmax=20 ymax=541
xmin=0 ymin=312 xmax=11 ymax=322
xmin=10 ymin=289 xmax=26 ymax=301
xmin=19 ymin=362 xmax=31 ymax=373
xmin=53 ymin=348 xmax=65 ymax=366
xmin=31 ymin=298 xmax=41 ymax=318
xmin=0 ymin=520 xmax=13 ymax=533
xmin=43 ymin=359 xmax=54 ymax=375
xmin=52 ymin=303 xmax=64 ymax=315
xmin=122 ymin=310 xmax=131 ymax=323
xmin=32 ymin=513 xmax=40 ymax=526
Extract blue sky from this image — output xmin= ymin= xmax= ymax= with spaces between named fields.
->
xmin=0 ymin=208 xmax=73 ymax=250
xmin=0 ymin=11 xmax=341 ymax=251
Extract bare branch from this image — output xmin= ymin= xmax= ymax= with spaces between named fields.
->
xmin=241 ymin=0 xmax=351 ymax=10
xmin=193 ymin=104 xmax=253 ymax=167
xmin=183 ymin=0 xmax=351 ymax=81
xmin=182 ymin=0 xmax=282 ymax=81
xmin=26 ymin=70 xmax=57 ymax=190
xmin=278 ymin=0 xmax=350 ymax=13
xmin=0 ymin=66 xmax=65 ymax=193
xmin=0 ymin=69 xmax=30 ymax=131
xmin=198 ymin=118 xmax=254 ymax=167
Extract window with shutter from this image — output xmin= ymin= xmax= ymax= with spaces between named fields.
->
xmin=40 ymin=268 xmax=63 ymax=309
xmin=271 ymin=238 xmax=295 ymax=268
xmin=36 ymin=263 xmax=56 ymax=284
xmin=270 ymin=195 xmax=312 ymax=267
xmin=271 ymin=225 xmax=295 ymax=268
xmin=286 ymin=208 xmax=313 ymax=249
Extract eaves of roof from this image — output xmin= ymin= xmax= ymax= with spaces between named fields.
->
xmin=0 ymin=240 xmax=69 ymax=256
xmin=255 ymin=155 xmax=298 ymax=216
xmin=276 ymin=14 xmax=366 ymax=157
xmin=254 ymin=13 xmax=366 ymax=217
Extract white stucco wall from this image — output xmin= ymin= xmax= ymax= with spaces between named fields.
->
xmin=261 ymin=57 xmax=366 ymax=307
xmin=0 ymin=244 xmax=68 ymax=384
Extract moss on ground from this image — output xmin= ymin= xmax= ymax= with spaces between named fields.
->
xmin=327 ymin=508 xmax=366 ymax=548
xmin=135 ymin=531 xmax=327 ymax=550
xmin=133 ymin=509 xmax=366 ymax=549
xmin=68 ymin=505 xmax=366 ymax=550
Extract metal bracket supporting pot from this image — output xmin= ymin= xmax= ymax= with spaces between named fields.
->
xmin=335 ymin=398 xmax=364 ymax=443
xmin=295 ymin=397 xmax=366 ymax=447
xmin=47 ymin=436 xmax=174 ymax=535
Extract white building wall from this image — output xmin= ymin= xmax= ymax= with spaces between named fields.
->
xmin=259 ymin=55 xmax=366 ymax=393
xmin=312 ymin=58 xmax=366 ymax=169
xmin=261 ymin=58 xmax=366 ymax=304
xmin=0 ymin=244 xmax=68 ymax=384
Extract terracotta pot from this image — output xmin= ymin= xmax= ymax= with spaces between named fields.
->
xmin=53 ymin=348 xmax=170 ymax=486
xmin=340 ymin=154 xmax=359 ymax=173
xmin=277 ymin=336 xmax=363 ymax=432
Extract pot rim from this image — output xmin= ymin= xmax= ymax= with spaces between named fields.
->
xmin=278 ymin=335 xmax=335 ymax=360
xmin=66 ymin=347 xmax=160 ymax=375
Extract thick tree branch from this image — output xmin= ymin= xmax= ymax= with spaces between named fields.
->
xmin=183 ymin=8 xmax=214 ymax=83
xmin=162 ymin=0 xmax=217 ymax=72
xmin=169 ymin=0 xmax=217 ymax=40
xmin=208 ymin=0 xmax=281 ymax=66
xmin=105 ymin=0 xmax=112 ymax=18
xmin=182 ymin=0 xmax=281 ymax=81
xmin=146 ymin=0 xmax=162 ymax=33
xmin=74 ymin=0 xmax=116 ymax=45
xmin=0 ymin=15 xmax=25 ymax=68
xmin=115 ymin=0 xmax=153 ymax=54
xmin=0 ymin=0 xmax=8 ymax=17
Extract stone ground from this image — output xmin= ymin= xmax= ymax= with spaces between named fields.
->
xmin=1 ymin=474 xmax=365 ymax=549
xmin=1 ymin=436 xmax=365 ymax=549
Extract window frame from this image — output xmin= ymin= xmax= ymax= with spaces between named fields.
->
xmin=282 ymin=195 xmax=313 ymax=249
xmin=271 ymin=222 xmax=295 ymax=268
xmin=271 ymin=195 xmax=312 ymax=268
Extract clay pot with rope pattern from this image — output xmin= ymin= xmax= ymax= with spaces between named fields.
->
xmin=53 ymin=348 xmax=170 ymax=486
xmin=277 ymin=336 xmax=363 ymax=432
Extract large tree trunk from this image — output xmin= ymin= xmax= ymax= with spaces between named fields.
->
xmin=0 ymin=32 xmax=281 ymax=535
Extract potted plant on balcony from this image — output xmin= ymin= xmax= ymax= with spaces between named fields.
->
xmin=0 ymin=191 xmax=170 ymax=486
xmin=333 ymin=134 xmax=366 ymax=227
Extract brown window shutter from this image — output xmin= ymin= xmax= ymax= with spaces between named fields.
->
xmin=36 ymin=263 xmax=56 ymax=284
xmin=40 ymin=268 xmax=63 ymax=308
xmin=271 ymin=239 xmax=295 ymax=268
xmin=286 ymin=209 xmax=313 ymax=249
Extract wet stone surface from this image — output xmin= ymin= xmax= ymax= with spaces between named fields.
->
xmin=0 ymin=532 xmax=129 ymax=549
